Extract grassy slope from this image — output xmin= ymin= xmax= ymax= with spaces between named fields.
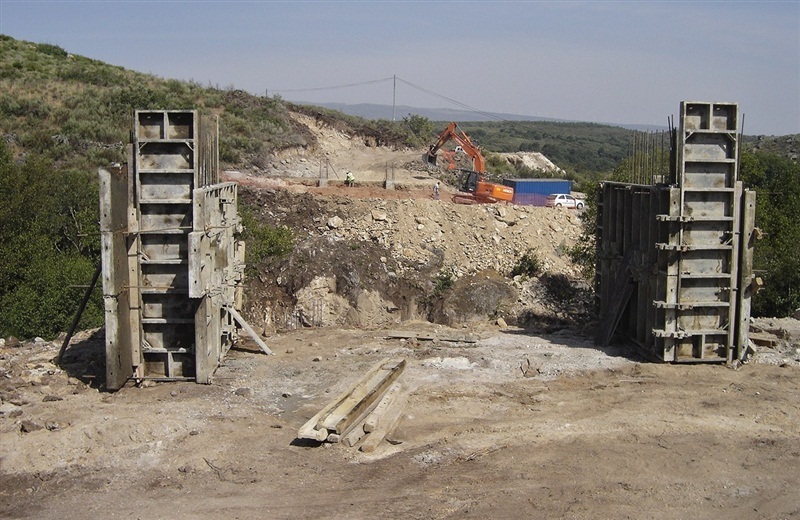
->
xmin=0 ymin=36 xmax=308 ymax=172
xmin=2 ymin=35 xmax=795 ymax=179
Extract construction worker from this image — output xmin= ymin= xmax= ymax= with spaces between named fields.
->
xmin=433 ymin=181 xmax=440 ymax=200
xmin=345 ymin=171 xmax=355 ymax=187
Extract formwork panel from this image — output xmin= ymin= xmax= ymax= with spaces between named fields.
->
xmin=682 ymin=226 xmax=731 ymax=248
xmin=142 ymin=352 xmax=193 ymax=378
xmin=141 ymin=293 xmax=196 ymax=321
xmin=139 ymin=172 xmax=194 ymax=202
xmin=711 ymin=103 xmax=738 ymax=131
xmin=678 ymin=280 xmax=731 ymax=307
xmin=140 ymin=234 xmax=188 ymax=262
xmin=675 ymin=308 xmax=725 ymax=332
xmin=684 ymin=133 xmax=735 ymax=161
xmin=683 ymin=103 xmax=710 ymax=130
xmin=139 ymin=203 xmax=192 ymax=232
xmin=683 ymin=192 xmax=733 ymax=218
xmin=167 ymin=112 xmax=194 ymax=139
xmin=141 ymin=263 xmax=189 ymax=290
xmin=684 ymin=163 xmax=735 ymax=189
xmin=595 ymin=100 xmax=754 ymax=363
xmin=137 ymin=112 xmax=165 ymax=139
xmin=678 ymin=249 xmax=729 ymax=275
xmin=138 ymin=142 xmax=194 ymax=170
xmin=142 ymin=323 xmax=194 ymax=351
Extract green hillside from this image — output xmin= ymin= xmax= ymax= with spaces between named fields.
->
xmin=0 ymin=36 xmax=303 ymax=171
xmin=1 ymin=34 xmax=799 ymax=340
xmin=2 ymin=34 xmax=796 ymax=178
xmin=456 ymin=120 xmax=634 ymax=177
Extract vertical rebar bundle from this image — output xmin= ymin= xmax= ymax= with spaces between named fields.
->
xmin=626 ymin=130 xmax=672 ymax=185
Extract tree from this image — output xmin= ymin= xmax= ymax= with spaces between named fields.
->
xmin=0 ymin=143 xmax=103 ymax=338
xmin=740 ymin=150 xmax=800 ymax=317
xmin=402 ymin=114 xmax=434 ymax=146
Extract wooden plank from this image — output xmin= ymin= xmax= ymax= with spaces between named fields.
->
xmin=359 ymin=394 xmax=408 ymax=453
xmin=748 ymin=332 xmax=777 ymax=348
xmin=319 ymin=359 xmax=405 ymax=435
xmin=298 ymin=405 xmax=336 ymax=442
xmin=342 ymin=421 xmax=367 ymax=448
xmin=363 ymin=383 xmax=402 ymax=433
xmin=228 ymin=307 xmax=272 ymax=355
xmin=297 ymin=357 xmax=398 ymax=441
xmin=385 ymin=331 xmax=477 ymax=343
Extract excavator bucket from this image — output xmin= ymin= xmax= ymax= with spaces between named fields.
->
xmin=424 ymin=148 xmax=437 ymax=166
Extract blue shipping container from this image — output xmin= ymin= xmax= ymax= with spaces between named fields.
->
xmin=502 ymin=179 xmax=572 ymax=206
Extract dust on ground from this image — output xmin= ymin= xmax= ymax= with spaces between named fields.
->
xmin=1 ymin=321 xmax=799 ymax=519
xmin=2 ymin=111 xmax=799 ymax=519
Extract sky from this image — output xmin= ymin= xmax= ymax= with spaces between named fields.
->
xmin=1 ymin=0 xmax=798 ymax=135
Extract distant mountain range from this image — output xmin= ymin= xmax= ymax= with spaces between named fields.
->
xmin=300 ymin=101 xmax=667 ymax=132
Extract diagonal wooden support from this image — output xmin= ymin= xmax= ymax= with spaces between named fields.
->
xmin=227 ymin=307 xmax=272 ymax=355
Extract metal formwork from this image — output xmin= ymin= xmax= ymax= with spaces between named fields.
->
xmin=100 ymin=110 xmax=245 ymax=389
xmin=596 ymin=102 xmax=756 ymax=362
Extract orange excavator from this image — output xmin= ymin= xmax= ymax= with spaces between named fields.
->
xmin=424 ymin=122 xmax=514 ymax=204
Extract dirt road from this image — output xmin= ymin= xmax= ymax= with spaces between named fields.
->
xmin=2 ymin=323 xmax=799 ymax=519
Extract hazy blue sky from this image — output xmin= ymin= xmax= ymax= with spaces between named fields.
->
xmin=1 ymin=0 xmax=798 ymax=135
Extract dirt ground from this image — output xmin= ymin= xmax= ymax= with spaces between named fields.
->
xmin=2 ymin=113 xmax=800 ymax=519
xmin=1 ymin=322 xmax=799 ymax=519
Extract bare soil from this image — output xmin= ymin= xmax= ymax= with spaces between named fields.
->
xmin=2 ymin=113 xmax=799 ymax=519
xmin=1 ymin=323 xmax=799 ymax=519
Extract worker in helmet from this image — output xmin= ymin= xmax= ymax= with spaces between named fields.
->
xmin=345 ymin=171 xmax=355 ymax=187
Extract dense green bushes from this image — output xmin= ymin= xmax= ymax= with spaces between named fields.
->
xmin=740 ymin=151 xmax=800 ymax=317
xmin=457 ymin=120 xmax=633 ymax=179
xmin=0 ymin=143 xmax=103 ymax=339
xmin=240 ymin=208 xmax=294 ymax=271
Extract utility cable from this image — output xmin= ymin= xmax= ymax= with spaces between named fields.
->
xmin=271 ymin=75 xmax=506 ymax=122
xmin=270 ymin=77 xmax=394 ymax=93
xmin=394 ymin=77 xmax=506 ymax=122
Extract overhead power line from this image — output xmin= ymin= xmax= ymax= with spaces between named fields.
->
xmin=394 ymin=77 xmax=505 ymax=122
xmin=271 ymin=75 xmax=506 ymax=122
xmin=270 ymin=77 xmax=394 ymax=93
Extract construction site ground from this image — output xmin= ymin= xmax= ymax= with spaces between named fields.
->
xmin=2 ymin=322 xmax=800 ymax=519
xmin=2 ymin=113 xmax=800 ymax=519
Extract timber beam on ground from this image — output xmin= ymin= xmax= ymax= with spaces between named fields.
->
xmin=298 ymin=358 xmax=406 ymax=443
xmin=385 ymin=330 xmax=477 ymax=343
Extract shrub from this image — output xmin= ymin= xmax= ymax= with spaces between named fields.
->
xmin=240 ymin=208 xmax=294 ymax=268
xmin=36 ymin=43 xmax=68 ymax=58
xmin=511 ymin=249 xmax=543 ymax=278
xmin=433 ymin=268 xmax=455 ymax=295
xmin=0 ymin=145 xmax=102 ymax=339
xmin=541 ymin=273 xmax=575 ymax=303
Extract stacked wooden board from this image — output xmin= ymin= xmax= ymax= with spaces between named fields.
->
xmin=298 ymin=358 xmax=407 ymax=452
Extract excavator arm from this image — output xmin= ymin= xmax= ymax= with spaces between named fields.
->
xmin=425 ymin=122 xmax=486 ymax=173
xmin=425 ymin=122 xmax=513 ymax=205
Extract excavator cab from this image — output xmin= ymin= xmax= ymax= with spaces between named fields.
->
xmin=459 ymin=170 xmax=480 ymax=193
